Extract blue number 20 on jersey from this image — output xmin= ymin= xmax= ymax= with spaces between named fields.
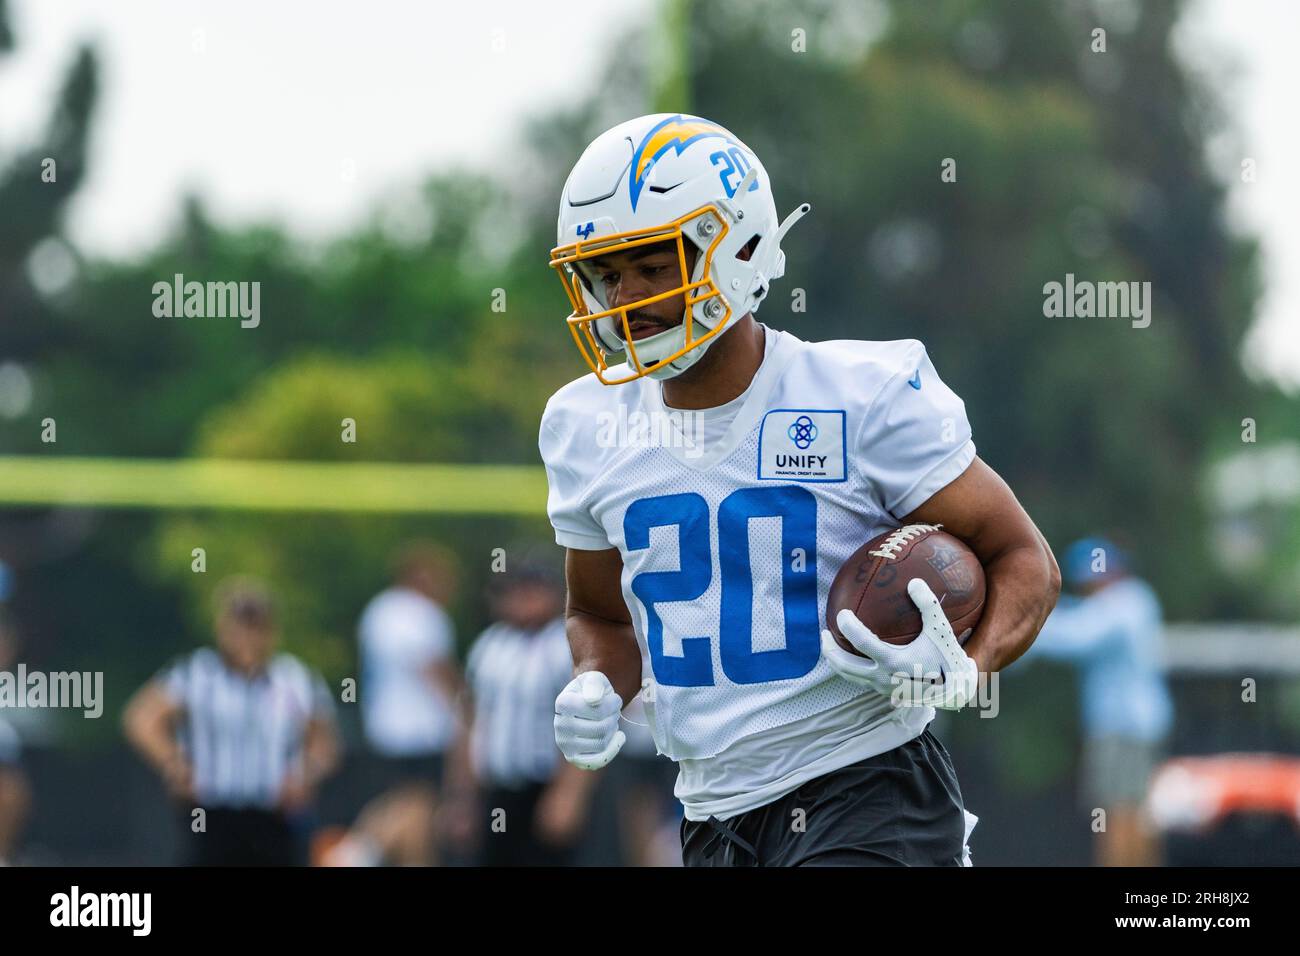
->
xmin=624 ymin=486 xmax=821 ymax=687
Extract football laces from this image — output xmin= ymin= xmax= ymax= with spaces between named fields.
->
xmin=868 ymin=523 xmax=943 ymax=560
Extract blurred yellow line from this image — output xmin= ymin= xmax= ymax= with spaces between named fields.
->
xmin=0 ymin=456 xmax=549 ymax=515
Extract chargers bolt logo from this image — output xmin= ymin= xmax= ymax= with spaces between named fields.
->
xmin=629 ymin=115 xmax=737 ymax=211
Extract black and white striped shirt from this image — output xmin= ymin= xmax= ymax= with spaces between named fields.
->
xmin=159 ymin=648 xmax=335 ymax=809
xmin=466 ymin=618 xmax=573 ymax=788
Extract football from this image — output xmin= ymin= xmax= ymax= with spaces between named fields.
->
xmin=827 ymin=524 xmax=985 ymax=653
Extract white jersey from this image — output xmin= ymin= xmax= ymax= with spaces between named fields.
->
xmin=358 ymin=587 xmax=458 ymax=757
xmin=538 ymin=324 xmax=976 ymax=820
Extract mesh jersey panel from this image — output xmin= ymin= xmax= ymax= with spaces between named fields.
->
xmin=588 ymin=426 xmax=897 ymax=759
xmin=542 ymin=330 xmax=975 ymax=764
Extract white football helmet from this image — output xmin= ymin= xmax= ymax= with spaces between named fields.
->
xmin=550 ymin=113 xmax=810 ymax=384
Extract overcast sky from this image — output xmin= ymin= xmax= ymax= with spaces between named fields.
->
xmin=0 ymin=0 xmax=1295 ymax=388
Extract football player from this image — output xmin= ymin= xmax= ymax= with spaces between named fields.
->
xmin=542 ymin=114 xmax=1060 ymax=866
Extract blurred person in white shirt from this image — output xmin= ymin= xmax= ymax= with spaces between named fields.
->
xmin=356 ymin=543 xmax=464 ymax=864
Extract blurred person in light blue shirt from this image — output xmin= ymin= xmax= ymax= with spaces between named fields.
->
xmin=1021 ymin=537 xmax=1172 ymax=866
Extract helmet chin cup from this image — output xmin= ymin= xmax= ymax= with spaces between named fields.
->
xmin=639 ymin=319 xmax=718 ymax=381
xmin=636 ymin=323 xmax=689 ymax=379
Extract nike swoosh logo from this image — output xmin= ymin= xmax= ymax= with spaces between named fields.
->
xmin=908 ymin=370 xmax=922 ymax=390
xmin=649 ymin=181 xmax=685 ymax=194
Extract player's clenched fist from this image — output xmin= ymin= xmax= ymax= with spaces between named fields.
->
xmin=554 ymin=671 xmax=626 ymax=770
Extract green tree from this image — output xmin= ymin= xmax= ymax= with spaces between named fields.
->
xmin=151 ymin=351 xmax=551 ymax=678
xmin=683 ymin=0 xmax=1265 ymax=616
xmin=0 ymin=0 xmax=98 ymax=383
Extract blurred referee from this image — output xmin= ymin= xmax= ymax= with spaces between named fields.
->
xmin=447 ymin=561 xmax=597 ymax=866
xmin=124 ymin=577 xmax=341 ymax=866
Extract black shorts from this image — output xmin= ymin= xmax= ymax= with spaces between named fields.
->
xmin=680 ymin=727 xmax=969 ymax=867
xmin=367 ymin=751 xmax=445 ymax=799
xmin=178 ymin=807 xmax=301 ymax=867
xmin=479 ymin=781 xmax=576 ymax=867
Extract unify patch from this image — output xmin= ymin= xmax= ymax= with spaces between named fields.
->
xmin=757 ymin=409 xmax=846 ymax=482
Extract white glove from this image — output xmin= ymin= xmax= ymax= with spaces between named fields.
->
xmin=820 ymin=578 xmax=980 ymax=710
xmin=554 ymin=671 xmax=626 ymax=770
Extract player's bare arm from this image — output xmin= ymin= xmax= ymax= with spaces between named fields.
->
xmin=563 ymin=546 xmax=641 ymax=705
xmin=548 ymin=547 xmax=641 ymax=771
xmin=900 ymin=456 xmax=1061 ymax=674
